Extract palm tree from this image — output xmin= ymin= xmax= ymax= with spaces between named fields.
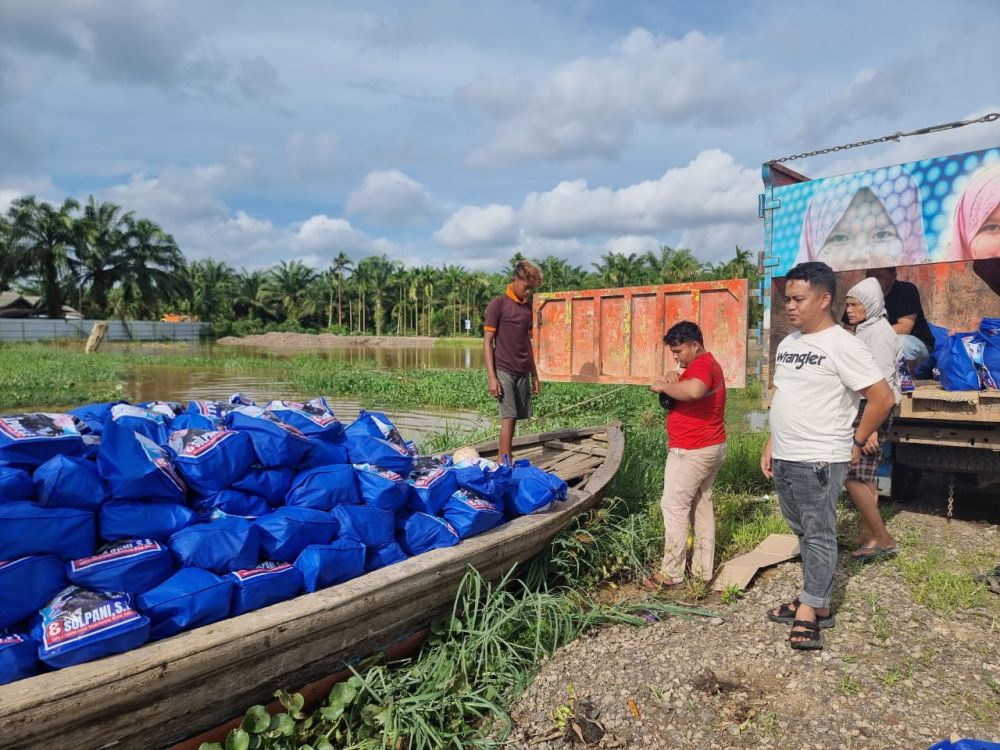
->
xmin=72 ymin=197 xmax=133 ymax=317
xmin=265 ymin=260 xmax=317 ymax=323
xmin=594 ymin=251 xmax=649 ymax=287
xmin=646 ymin=245 xmax=704 ymax=284
xmin=331 ymin=252 xmax=352 ymax=328
xmin=186 ymin=259 xmax=237 ymax=322
xmin=7 ymin=196 xmax=79 ymax=318
xmin=716 ymin=246 xmax=757 ymax=280
xmin=116 ymin=217 xmax=187 ymax=319
xmin=538 ymin=255 xmax=585 ymax=292
xmin=354 ymin=255 xmax=399 ymax=336
xmin=233 ymin=268 xmax=278 ymax=322
xmin=0 ymin=214 xmax=18 ymax=292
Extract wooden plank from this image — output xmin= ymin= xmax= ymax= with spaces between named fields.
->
xmin=543 ymin=440 xmax=607 ymax=457
xmin=0 ymin=424 xmax=625 ymax=750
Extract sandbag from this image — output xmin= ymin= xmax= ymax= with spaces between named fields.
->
xmin=33 ymin=586 xmax=149 ymax=669
xmin=407 ymin=455 xmax=457 ymax=515
xmin=33 ymin=455 xmax=108 ymax=511
xmin=67 ymin=539 xmax=174 ymax=594
xmin=0 ymin=465 xmax=34 ymax=500
xmin=231 ymin=466 xmax=294 ymax=506
xmin=169 ymin=517 xmax=261 ymax=573
xmin=452 ymin=458 xmax=511 ymax=504
xmin=0 ymin=556 xmax=67 ymax=628
xmin=97 ymin=430 xmax=187 ymax=504
xmin=0 ymin=502 xmax=94 ymax=560
xmin=286 ymin=465 xmax=360 ymax=510
xmin=0 ymin=413 xmax=84 ymax=469
xmin=254 ymin=507 xmax=337 ymax=562
xmin=225 ymin=407 xmax=314 ymax=468
xmin=442 ymin=489 xmax=504 ymax=539
xmin=106 ymin=404 xmax=171 ymax=444
xmin=138 ymin=567 xmax=234 ymax=641
xmin=399 ymin=512 xmax=460 ymax=556
xmin=294 ymin=540 xmax=366 ymax=592
xmin=355 ymin=464 xmax=410 ymax=512
xmin=506 ymin=462 xmax=568 ymax=515
xmin=0 ymin=631 xmax=40 ymax=685
xmin=167 ymin=428 xmax=255 ymax=495
xmin=364 ymin=540 xmax=409 ymax=572
xmin=330 ymin=505 xmax=395 ymax=548
xmin=193 ymin=489 xmax=270 ymax=518
xmin=228 ymin=561 xmax=304 ymax=616
xmin=99 ymin=499 xmax=195 ymax=542
xmin=69 ymin=401 xmax=127 ymax=435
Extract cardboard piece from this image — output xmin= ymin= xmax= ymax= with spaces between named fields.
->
xmin=711 ymin=533 xmax=800 ymax=592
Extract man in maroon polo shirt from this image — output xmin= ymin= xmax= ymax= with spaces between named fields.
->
xmin=483 ymin=260 xmax=544 ymax=462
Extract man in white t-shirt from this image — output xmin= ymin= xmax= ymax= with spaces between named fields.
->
xmin=760 ymin=261 xmax=894 ymax=651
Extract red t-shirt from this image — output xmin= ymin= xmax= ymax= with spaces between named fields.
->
xmin=666 ymin=352 xmax=727 ymax=450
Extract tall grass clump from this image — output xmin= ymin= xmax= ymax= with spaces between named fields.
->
xmin=0 ymin=345 xmax=129 ymax=407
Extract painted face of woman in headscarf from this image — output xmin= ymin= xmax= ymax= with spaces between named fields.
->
xmin=950 ymin=163 xmax=1000 ymax=260
xmin=817 ymin=188 xmax=903 ymax=268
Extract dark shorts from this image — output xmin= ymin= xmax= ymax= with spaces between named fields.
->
xmin=496 ymin=369 xmax=532 ymax=420
xmin=847 ymin=405 xmax=892 ymax=485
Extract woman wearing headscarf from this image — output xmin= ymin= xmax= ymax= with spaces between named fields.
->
xmin=949 ymin=163 xmax=1000 ymax=260
xmin=843 ymin=277 xmax=901 ymax=561
xmin=795 ymin=169 xmax=928 ymax=271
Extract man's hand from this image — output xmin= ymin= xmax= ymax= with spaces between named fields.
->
xmin=531 ymin=376 xmax=541 ymax=395
xmin=663 ymin=371 xmax=680 ymax=383
xmin=650 ymin=378 xmax=667 ymax=393
xmin=488 ymin=377 xmax=503 ymax=399
xmin=851 ymin=444 xmax=862 ymax=465
xmin=863 ymin=432 xmax=880 ymax=456
xmin=760 ymin=437 xmax=773 ymax=479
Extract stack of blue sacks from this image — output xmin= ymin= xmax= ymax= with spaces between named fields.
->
xmin=0 ymin=396 xmax=567 ymax=684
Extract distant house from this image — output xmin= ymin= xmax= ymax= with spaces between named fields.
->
xmin=0 ymin=292 xmax=83 ymax=319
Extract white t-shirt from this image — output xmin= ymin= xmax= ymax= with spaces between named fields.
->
xmin=770 ymin=325 xmax=882 ymax=463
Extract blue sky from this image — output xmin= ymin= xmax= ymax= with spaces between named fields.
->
xmin=1 ymin=0 xmax=998 ymax=272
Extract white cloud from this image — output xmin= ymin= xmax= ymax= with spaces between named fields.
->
xmin=463 ymin=28 xmax=755 ymax=165
xmin=0 ymin=175 xmax=59 ymax=213
xmin=286 ymin=131 xmax=340 ymax=180
xmin=433 ymin=203 xmax=518 ymax=248
xmin=604 ymin=235 xmax=662 ymax=255
xmin=346 ymin=169 xmax=438 ymax=226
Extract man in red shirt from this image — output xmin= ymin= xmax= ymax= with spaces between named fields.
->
xmin=483 ymin=260 xmax=543 ymax=462
xmin=644 ymin=321 xmax=727 ymax=590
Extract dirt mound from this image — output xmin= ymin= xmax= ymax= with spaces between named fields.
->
xmin=216 ymin=332 xmax=439 ymax=349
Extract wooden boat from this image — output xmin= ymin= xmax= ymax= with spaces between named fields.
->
xmin=0 ymin=422 xmax=624 ymax=750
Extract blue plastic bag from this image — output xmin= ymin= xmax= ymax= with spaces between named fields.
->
xmin=442 ymin=489 xmax=504 ymax=539
xmin=97 ymin=430 xmax=187 ymax=504
xmin=0 ymin=556 xmax=67 ymax=628
xmin=67 ymin=539 xmax=174 ymax=594
xmin=225 ymin=407 xmax=314 ymax=468
xmin=978 ymin=318 xmax=1000 ymax=389
xmin=0 ymin=502 xmax=95 ymax=560
xmin=231 ymin=466 xmax=294 ymax=506
xmin=139 ymin=401 xmax=184 ymax=420
xmin=193 ymin=489 xmax=270 ymax=518
xmin=33 ymin=586 xmax=150 ymax=669
xmin=228 ymin=561 xmax=304 ymax=616
xmin=0 ymin=465 xmax=34 ymax=500
xmin=407 ymin=455 xmax=457 ymax=515
xmin=0 ymin=631 xmax=40 ymax=685
xmin=169 ymin=517 xmax=261 ymax=573
xmin=267 ymin=399 xmax=347 ymax=469
xmin=106 ymin=404 xmax=171 ymax=445
xmin=399 ymin=512 xmax=460 ymax=556
xmin=365 ymin=540 xmax=409 ymax=572
xmin=69 ymin=401 xmax=127 ymax=435
xmin=0 ymin=413 xmax=84 ymax=469
xmin=295 ymin=540 xmax=366 ymax=592
xmin=138 ymin=567 xmax=234 ymax=641
xmin=343 ymin=410 xmax=414 ymax=475
xmin=99 ymin=499 xmax=195 ymax=542
xmin=254 ymin=507 xmax=338 ymax=562
xmin=168 ymin=428 xmax=255 ymax=495
xmin=33 ymin=455 xmax=108 ymax=511
xmin=452 ymin=458 xmax=511 ymax=504
xmin=286 ymin=465 xmax=360 ymax=510
xmin=331 ymin=505 xmax=395 ymax=548
xmin=355 ymin=464 xmax=410 ymax=512
xmin=927 ymin=740 xmax=1000 ymax=750
xmin=506 ymin=462 xmax=568 ymax=515
xmin=936 ymin=331 xmax=984 ymax=391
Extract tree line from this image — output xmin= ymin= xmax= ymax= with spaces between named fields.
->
xmin=0 ymin=195 xmax=761 ymax=337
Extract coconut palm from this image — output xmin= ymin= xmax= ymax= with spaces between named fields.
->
xmin=6 ymin=196 xmax=79 ymax=318
xmin=116 ymin=217 xmax=187 ymax=319
xmin=72 ymin=197 xmax=133 ymax=317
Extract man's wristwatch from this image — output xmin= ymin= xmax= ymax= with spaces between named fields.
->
xmin=852 ymin=436 xmax=866 ymax=448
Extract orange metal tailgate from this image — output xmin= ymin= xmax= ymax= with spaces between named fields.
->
xmin=533 ymin=280 xmax=748 ymax=388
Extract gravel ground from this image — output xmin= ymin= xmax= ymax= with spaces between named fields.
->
xmin=507 ymin=510 xmax=1000 ymax=750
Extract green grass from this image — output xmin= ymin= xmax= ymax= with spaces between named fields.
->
xmin=894 ymin=544 xmax=995 ymax=615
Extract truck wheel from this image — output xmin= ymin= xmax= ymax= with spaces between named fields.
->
xmin=895 ymin=443 xmax=1000 ymax=473
xmin=890 ymin=463 xmax=921 ymax=502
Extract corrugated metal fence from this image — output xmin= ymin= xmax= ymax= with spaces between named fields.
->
xmin=0 ymin=319 xmax=210 ymax=342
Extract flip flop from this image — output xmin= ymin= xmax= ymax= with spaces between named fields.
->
xmin=853 ymin=545 xmax=899 ymax=563
xmin=766 ymin=599 xmax=835 ymax=628
xmin=639 ymin=573 xmax=685 ymax=592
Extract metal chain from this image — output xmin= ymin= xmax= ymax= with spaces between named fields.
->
xmin=768 ymin=113 xmax=1000 ymax=164
xmin=947 ymin=473 xmax=955 ymax=520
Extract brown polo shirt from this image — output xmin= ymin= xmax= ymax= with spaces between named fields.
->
xmin=484 ymin=285 xmax=533 ymax=375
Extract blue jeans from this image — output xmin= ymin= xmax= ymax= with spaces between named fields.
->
xmin=772 ymin=459 xmax=849 ymax=609
xmin=898 ymin=334 xmax=929 ymax=362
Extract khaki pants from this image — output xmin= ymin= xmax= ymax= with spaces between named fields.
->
xmin=659 ymin=442 xmax=727 ymax=582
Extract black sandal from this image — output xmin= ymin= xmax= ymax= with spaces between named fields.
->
xmin=766 ymin=599 xmax=835 ymax=628
xmin=789 ymin=619 xmax=823 ymax=651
